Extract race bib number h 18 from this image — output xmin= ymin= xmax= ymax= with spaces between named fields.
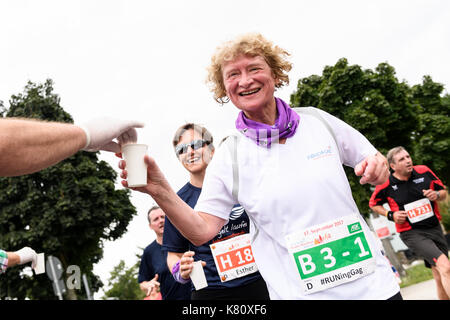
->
xmin=285 ymin=214 xmax=376 ymax=295
xmin=210 ymin=234 xmax=258 ymax=282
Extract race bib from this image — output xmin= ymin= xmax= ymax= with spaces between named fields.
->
xmin=285 ymin=214 xmax=376 ymax=295
xmin=210 ymin=234 xmax=258 ymax=282
xmin=404 ymin=198 xmax=434 ymax=224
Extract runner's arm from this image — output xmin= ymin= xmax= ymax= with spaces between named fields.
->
xmin=371 ymin=205 xmax=407 ymax=224
xmin=167 ymin=252 xmax=183 ymax=272
xmin=370 ymin=205 xmax=389 ymax=218
xmin=154 ymin=187 xmax=225 ymax=245
xmin=119 ymin=155 xmax=226 ymax=246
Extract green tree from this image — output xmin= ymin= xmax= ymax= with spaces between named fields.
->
xmin=411 ymin=76 xmax=450 ymax=185
xmin=291 ymin=58 xmax=436 ymax=214
xmin=411 ymin=78 xmax=450 ymax=232
xmin=0 ymin=80 xmax=137 ymax=300
xmin=291 ymin=58 xmax=417 ymax=155
xmin=102 ymin=259 xmax=145 ymax=300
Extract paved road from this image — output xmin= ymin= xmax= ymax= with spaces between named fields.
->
xmin=400 ymin=279 xmax=437 ymax=300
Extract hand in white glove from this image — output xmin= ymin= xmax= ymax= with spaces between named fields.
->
xmin=79 ymin=118 xmax=145 ymax=153
xmin=15 ymin=247 xmax=37 ymax=268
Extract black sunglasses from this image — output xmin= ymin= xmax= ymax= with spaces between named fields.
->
xmin=175 ymin=139 xmax=211 ymax=156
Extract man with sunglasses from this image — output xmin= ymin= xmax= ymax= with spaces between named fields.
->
xmin=162 ymin=123 xmax=269 ymax=300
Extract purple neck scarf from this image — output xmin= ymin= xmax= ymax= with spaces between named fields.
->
xmin=235 ymin=97 xmax=300 ymax=148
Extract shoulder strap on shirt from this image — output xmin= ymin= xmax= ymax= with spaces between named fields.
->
xmin=224 ymin=134 xmax=240 ymax=201
xmin=220 ymin=134 xmax=259 ymax=242
xmin=292 ymin=106 xmax=338 ymax=146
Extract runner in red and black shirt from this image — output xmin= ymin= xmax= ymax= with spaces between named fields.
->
xmin=369 ymin=146 xmax=449 ymax=299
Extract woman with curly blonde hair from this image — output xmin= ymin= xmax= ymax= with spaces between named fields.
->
xmin=207 ymin=33 xmax=292 ymax=104
xmin=119 ymin=33 xmax=401 ymax=300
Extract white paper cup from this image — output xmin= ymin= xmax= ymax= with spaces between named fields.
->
xmin=190 ymin=261 xmax=208 ymax=290
xmin=122 ymin=144 xmax=148 ymax=187
xmin=34 ymin=253 xmax=45 ymax=275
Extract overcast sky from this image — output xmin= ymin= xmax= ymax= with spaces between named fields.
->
xmin=1 ymin=0 xmax=449 ymax=298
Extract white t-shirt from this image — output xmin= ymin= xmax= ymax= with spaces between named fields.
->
xmin=195 ymin=108 xmax=400 ymax=299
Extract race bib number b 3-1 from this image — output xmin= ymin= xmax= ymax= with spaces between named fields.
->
xmin=285 ymin=214 xmax=376 ymax=295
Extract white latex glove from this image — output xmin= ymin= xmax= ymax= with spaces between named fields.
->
xmin=78 ymin=118 xmax=145 ymax=153
xmin=15 ymin=247 xmax=37 ymax=268
xmin=117 ymin=127 xmax=138 ymax=147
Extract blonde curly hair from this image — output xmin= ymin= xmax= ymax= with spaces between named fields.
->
xmin=206 ymin=33 xmax=292 ymax=104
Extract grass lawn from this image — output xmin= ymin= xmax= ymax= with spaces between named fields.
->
xmin=400 ymin=263 xmax=434 ymax=288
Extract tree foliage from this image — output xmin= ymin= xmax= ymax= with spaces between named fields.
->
xmin=290 ymin=58 xmax=449 ymax=221
xmin=411 ymin=76 xmax=450 ymax=185
xmin=0 ymin=80 xmax=137 ymax=299
xmin=102 ymin=259 xmax=145 ymax=300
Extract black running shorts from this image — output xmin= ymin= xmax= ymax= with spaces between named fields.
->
xmin=400 ymin=224 xmax=449 ymax=268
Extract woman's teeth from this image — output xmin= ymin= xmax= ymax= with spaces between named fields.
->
xmin=240 ymin=88 xmax=260 ymax=96
xmin=187 ymin=157 xmax=200 ymax=164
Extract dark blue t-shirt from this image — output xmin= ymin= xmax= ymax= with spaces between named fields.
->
xmin=138 ymin=240 xmax=191 ymax=300
xmin=162 ymin=182 xmax=263 ymax=290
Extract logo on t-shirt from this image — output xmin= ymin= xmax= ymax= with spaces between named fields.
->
xmin=306 ymin=146 xmax=333 ymax=161
xmin=214 ymin=205 xmax=248 ymax=241
xmin=229 ymin=205 xmax=245 ymax=220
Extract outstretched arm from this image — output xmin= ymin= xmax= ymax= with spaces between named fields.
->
xmin=0 ymin=119 xmax=85 ymax=176
xmin=0 ymin=117 xmax=144 ymax=177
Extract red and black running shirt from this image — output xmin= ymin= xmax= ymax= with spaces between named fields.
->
xmin=369 ymin=165 xmax=446 ymax=233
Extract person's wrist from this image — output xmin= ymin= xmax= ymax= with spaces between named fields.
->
xmin=172 ymin=260 xmax=190 ymax=284
xmin=436 ymin=191 xmax=440 ymax=200
xmin=386 ymin=211 xmax=395 ymax=222
xmin=77 ymin=125 xmax=91 ymax=150
xmin=9 ymin=252 xmax=20 ymax=266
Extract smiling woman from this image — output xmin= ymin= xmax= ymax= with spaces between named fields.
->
xmin=172 ymin=123 xmax=215 ymax=187
xmin=207 ymin=32 xmax=292 ymax=105
xmin=222 ymin=55 xmax=278 ymax=124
